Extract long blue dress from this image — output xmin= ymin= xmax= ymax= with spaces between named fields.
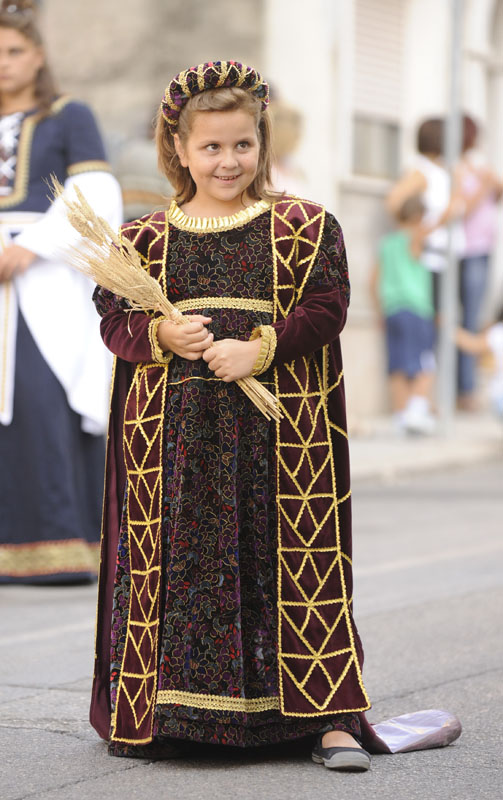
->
xmin=0 ymin=98 xmax=114 ymax=583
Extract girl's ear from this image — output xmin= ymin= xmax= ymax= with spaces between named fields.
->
xmin=173 ymin=133 xmax=188 ymax=168
xmin=36 ymin=47 xmax=46 ymax=72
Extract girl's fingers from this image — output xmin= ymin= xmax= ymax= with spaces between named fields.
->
xmin=202 ymin=344 xmax=221 ymax=365
xmin=182 ymin=322 xmax=206 ymax=336
xmin=186 ymin=337 xmax=213 ymax=353
xmin=186 ymin=315 xmax=212 ymax=326
xmin=184 ymin=324 xmax=215 ymax=340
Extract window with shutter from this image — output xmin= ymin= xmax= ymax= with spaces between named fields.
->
xmin=352 ymin=0 xmax=405 ymax=179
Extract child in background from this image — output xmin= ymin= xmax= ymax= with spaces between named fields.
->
xmin=372 ymin=195 xmax=436 ymax=434
xmin=456 ymin=307 xmax=503 ymax=418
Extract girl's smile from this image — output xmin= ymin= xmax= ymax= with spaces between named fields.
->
xmin=174 ymin=108 xmax=260 ymax=216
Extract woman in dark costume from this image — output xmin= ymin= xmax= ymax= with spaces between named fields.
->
xmin=0 ymin=1 xmax=122 ymax=583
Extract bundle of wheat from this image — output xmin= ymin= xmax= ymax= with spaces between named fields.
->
xmin=53 ymin=178 xmax=281 ymax=421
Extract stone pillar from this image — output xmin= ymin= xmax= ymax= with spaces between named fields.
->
xmin=40 ymin=0 xmax=265 ymax=142
xmin=264 ymin=0 xmax=339 ymax=212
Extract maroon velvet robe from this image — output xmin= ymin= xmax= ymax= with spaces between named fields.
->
xmin=90 ymin=197 xmax=372 ymax=746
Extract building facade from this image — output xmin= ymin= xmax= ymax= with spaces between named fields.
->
xmin=40 ymin=0 xmax=503 ymax=422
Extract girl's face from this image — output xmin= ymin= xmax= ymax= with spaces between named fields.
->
xmin=0 ymin=28 xmax=44 ymax=98
xmin=174 ymin=108 xmax=260 ymax=213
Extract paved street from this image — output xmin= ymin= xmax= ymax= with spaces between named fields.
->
xmin=1 ymin=459 xmax=502 ymax=800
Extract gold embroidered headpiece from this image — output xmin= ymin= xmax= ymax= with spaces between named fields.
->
xmin=161 ymin=61 xmax=269 ymax=130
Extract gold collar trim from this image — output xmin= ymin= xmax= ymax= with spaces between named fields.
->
xmin=167 ymin=198 xmax=271 ymax=233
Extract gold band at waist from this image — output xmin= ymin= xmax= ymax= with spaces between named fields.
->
xmin=173 ymin=296 xmax=273 ymax=314
xmin=156 ymin=689 xmax=280 ymax=712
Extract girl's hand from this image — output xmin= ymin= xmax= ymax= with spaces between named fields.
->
xmin=157 ymin=315 xmax=213 ymax=361
xmin=0 ymin=245 xmax=37 ymax=283
xmin=203 ymin=337 xmax=261 ymax=382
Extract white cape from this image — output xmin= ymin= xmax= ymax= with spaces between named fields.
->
xmin=0 ymin=171 xmax=122 ymax=433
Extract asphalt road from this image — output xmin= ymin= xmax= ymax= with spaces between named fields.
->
xmin=1 ymin=460 xmax=502 ymax=800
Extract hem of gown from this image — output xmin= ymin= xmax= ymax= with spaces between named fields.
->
xmin=107 ymin=710 xmax=362 ymax=756
xmin=0 ymin=540 xmax=100 ymax=583
xmin=0 ymin=572 xmax=98 ymax=585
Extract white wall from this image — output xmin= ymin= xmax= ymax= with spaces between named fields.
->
xmin=264 ymin=0 xmax=340 ymax=212
xmin=400 ymin=0 xmax=450 ymax=166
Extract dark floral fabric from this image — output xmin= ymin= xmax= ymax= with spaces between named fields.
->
xmin=106 ymin=209 xmax=357 ymax=754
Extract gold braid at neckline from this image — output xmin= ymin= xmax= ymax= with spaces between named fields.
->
xmin=168 ymin=199 xmax=271 ymax=233
xmin=156 ymin=689 xmax=280 ymax=712
xmin=173 ymin=297 xmax=273 ymax=313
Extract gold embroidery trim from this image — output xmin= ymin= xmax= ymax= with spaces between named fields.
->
xmin=148 ymin=318 xmax=173 ymax=365
xmin=0 ymin=540 xmax=99 ymax=577
xmin=0 ymin=114 xmax=37 ymax=209
xmin=250 ymin=324 xmax=277 ymax=375
xmin=110 ymin=364 xmax=168 ymax=743
xmin=168 ymin=198 xmax=271 ymax=233
xmin=156 ymin=690 xmax=280 ymax=712
xmin=67 ymin=160 xmax=111 ymax=176
xmin=165 ymin=375 xmax=274 ymax=388
xmin=270 ymin=200 xmax=370 ymax=716
xmin=173 ymin=297 xmax=273 ymax=314
xmin=0 ymin=97 xmax=73 ymax=210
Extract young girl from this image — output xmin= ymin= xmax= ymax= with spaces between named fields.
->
xmin=90 ymin=61 xmax=460 ymax=771
xmin=0 ymin=0 xmax=121 ymax=583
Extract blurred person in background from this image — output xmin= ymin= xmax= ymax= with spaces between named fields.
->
xmin=268 ymin=96 xmax=308 ymax=198
xmin=456 ymin=305 xmax=503 ymax=419
xmin=114 ymin=109 xmax=173 ymax=222
xmin=387 ymin=118 xmax=465 ymax=315
xmin=456 ymin=114 xmax=503 ymax=411
xmin=0 ymin=0 xmax=122 ymax=584
xmin=371 ymin=195 xmax=436 ymax=435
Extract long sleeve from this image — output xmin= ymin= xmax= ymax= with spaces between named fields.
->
xmin=265 ymin=212 xmax=350 ymax=367
xmin=15 ymin=171 xmax=123 ymax=260
xmin=99 ymin=307 xmax=153 ymax=363
xmin=271 ymin=285 xmax=347 ymax=365
xmin=92 ymin=218 xmax=169 ymax=365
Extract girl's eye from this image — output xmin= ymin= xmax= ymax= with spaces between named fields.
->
xmin=206 ymin=144 xmax=219 ymax=152
xmin=237 ymin=141 xmax=250 ymax=150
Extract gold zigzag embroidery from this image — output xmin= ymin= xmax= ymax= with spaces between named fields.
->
xmin=271 ymin=199 xmax=370 ymax=716
xmin=111 ymin=360 xmax=168 ymax=742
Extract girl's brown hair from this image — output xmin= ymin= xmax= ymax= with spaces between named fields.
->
xmin=156 ymin=87 xmax=278 ymax=206
xmin=0 ymin=1 xmax=58 ymax=117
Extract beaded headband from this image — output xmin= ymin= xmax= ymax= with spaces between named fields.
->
xmin=161 ymin=60 xmax=269 ymax=131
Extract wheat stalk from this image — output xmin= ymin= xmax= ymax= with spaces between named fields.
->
xmin=53 ymin=178 xmax=281 ymax=422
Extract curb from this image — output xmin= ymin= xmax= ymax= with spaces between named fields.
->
xmin=349 ymin=414 xmax=502 ymax=482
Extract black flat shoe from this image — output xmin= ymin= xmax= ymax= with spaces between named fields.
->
xmin=311 ymin=735 xmax=371 ymax=772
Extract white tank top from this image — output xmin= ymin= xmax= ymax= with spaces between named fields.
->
xmin=415 ymin=154 xmax=464 ymax=272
